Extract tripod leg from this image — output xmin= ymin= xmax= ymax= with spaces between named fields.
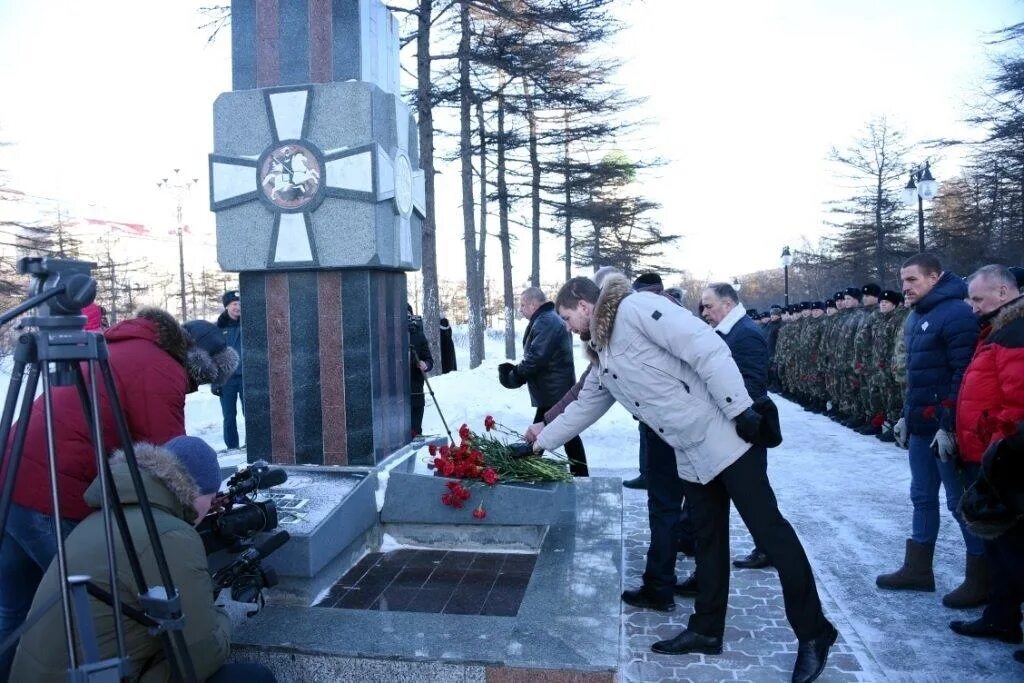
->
xmin=0 ymin=348 xmax=39 ymax=554
xmin=95 ymin=354 xmax=197 ymax=683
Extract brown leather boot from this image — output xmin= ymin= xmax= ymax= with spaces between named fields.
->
xmin=942 ymin=554 xmax=990 ymax=609
xmin=876 ymin=539 xmax=935 ymax=591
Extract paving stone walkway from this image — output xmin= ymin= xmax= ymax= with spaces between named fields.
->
xmin=615 ymin=485 xmax=868 ymax=682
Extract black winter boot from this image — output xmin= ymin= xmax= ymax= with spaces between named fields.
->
xmin=942 ymin=554 xmax=991 ymax=609
xmin=876 ymin=539 xmax=935 ymax=591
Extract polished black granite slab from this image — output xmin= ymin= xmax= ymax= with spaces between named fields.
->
xmin=317 ymin=549 xmax=537 ymax=616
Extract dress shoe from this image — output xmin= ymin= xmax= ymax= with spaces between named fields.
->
xmin=733 ymin=548 xmax=773 ymax=569
xmin=651 ymin=628 xmax=722 ymax=655
xmin=674 ymin=573 xmax=698 ymax=597
xmin=950 ymin=617 xmax=1023 ymax=644
xmin=792 ymin=623 xmax=838 ymax=683
xmin=621 ymin=586 xmax=675 ymax=612
xmin=622 ymin=476 xmax=648 ymax=490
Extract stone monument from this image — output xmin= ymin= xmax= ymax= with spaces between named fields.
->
xmin=208 ymin=0 xmax=424 ymax=466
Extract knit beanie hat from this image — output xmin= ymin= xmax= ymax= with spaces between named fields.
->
xmin=183 ymin=320 xmax=239 ymax=387
xmin=222 ymin=290 xmax=240 ymax=307
xmin=162 ymin=436 xmax=221 ymax=495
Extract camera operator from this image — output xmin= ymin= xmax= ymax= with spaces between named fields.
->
xmin=407 ymin=305 xmax=434 ymax=437
xmin=0 ymin=309 xmax=239 ymax=680
xmin=10 ymin=436 xmax=274 ymax=682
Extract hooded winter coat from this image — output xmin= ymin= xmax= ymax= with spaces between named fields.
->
xmin=536 ymin=275 xmax=753 ymax=483
xmin=2 ymin=311 xmax=190 ymax=521
xmin=903 ymin=272 xmax=979 ymax=436
xmin=509 ymin=301 xmax=576 ymax=408
xmin=956 ymin=296 xmax=1024 ymax=464
xmin=10 ymin=443 xmax=231 ymax=683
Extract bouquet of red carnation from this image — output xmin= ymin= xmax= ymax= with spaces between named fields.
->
xmin=426 ymin=415 xmax=573 ymax=519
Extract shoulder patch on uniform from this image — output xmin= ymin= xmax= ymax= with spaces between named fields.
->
xmin=651 ymin=310 xmax=662 ymax=320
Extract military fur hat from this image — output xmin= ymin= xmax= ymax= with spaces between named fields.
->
xmin=833 ymin=291 xmax=845 ymax=302
xmin=843 ymin=287 xmax=863 ymax=301
xmin=861 ymin=283 xmax=882 ymax=298
xmin=880 ymin=289 xmax=904 ymax=306
xmin=826 ymin=299 xmax=837 ymax=309
xmin=812 ymin=301 xmax=826 ymax=311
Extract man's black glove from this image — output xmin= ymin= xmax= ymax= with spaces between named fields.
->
xmin=498 ymin=362 xmax=520 ymax=389
xmin=734 ymin=407 xmax=763 ymax=444
xmin=211 ymin=384 xmax=222 ymax=397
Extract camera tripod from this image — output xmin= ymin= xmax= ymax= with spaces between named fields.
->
xmin=0 ymin=258 xmax=196 ymax=682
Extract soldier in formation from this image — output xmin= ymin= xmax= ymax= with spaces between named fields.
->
xmin=761 ymin=284 xmax=909 ymax=444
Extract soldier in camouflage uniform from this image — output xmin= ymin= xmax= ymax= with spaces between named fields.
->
xmin=775 ymin=307 xmax=799 ymax=397
xmin=886 ymin=299 xmax=911 ymax=446
xmin=837 ymin=287 xmax=868 ymax=426
xmin=852 ymin=283 xmax=883 ymax=434
xmin=869 ymin=289 xmax=906 ymax=442
xmin=799 ymin=301 xmax=828 ymax=412
xmin=822 ymin=292 xmax=847 ymax=416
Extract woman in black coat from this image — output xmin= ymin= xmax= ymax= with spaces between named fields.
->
xmin=439 ymin=317 xmax=457 ymax=374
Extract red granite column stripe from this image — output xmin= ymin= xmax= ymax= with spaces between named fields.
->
xmin=266 ymin=274 xmax=295 ymax=464
xmin=319 ymin=272 xmax=346 ymax=465
xmin=308 ymin=0 xmax=332 ymax=83
xmin=256 ymin=0 xmax=280 ymax=87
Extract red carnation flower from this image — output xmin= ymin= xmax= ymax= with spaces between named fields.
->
xmin=441 ymin=461 xmax=455 ymax=477
xmin=482 ymin=468 xmax=499 ymax=486
xmin=923 ymin=405 xmax=936 ymax=420
xmin=472 ymin=505 xmax=487 ymax=520
xmin=484 ymin=415 xmax=496 ymax=431
xmin=428 ymin=443 xmax=437 ymax=456
xmin=439 ymin=445 xmax=451 ymax=458
xmin=459 ymin=424 xmax=471 ymax=441
xmin=871 ymin=413 xmax=885 ymax=428
xmin=441 ymin=493 xmax=453 ymax=506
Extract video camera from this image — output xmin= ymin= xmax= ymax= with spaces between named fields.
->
xmin=199 ymin=460 xmax=291 ymax=605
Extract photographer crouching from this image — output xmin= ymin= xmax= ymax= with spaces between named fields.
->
xmin=10 ymin=436 xmax=274 ymax=682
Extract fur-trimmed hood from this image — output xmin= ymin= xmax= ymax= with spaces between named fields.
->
xmin=105 ymin=308 xmax=190 ymax=365
xmin=186 ymin=344 xmax=239 ymax=388
xmin=991 ymin=295 xmax=1024 ymax=333
xmin=83 ymin=442 xmax=199 ymax=522
xmin=590 ymin=274 xmax=634 ymax=351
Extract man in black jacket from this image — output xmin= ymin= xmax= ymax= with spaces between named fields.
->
xmin=216 ymin=290 xmax=244 ymax=450
xmin=699 ymin=282 xmax=773 ymax=571
xmin=499 ymin=288 xmax=588 ymax=476
xmin=408 ymin=305 xmax=434 ymax=437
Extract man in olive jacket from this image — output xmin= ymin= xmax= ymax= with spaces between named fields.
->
xmin=10 ymin=438 xmax=253 ymax=683
xmin=535 ymin=274 xmax=836 ymax=683
xmin=499 ymin=287 xmax=587 ymax=476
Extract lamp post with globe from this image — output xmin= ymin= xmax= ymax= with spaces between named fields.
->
xmin=902 ymin=161 xmax=938 ymax=252
xmin=780 ymin=246 xmax=792 ymax=306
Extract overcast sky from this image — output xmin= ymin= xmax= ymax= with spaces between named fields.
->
xmin=0 ymin=0 xmax=1020 ymax=290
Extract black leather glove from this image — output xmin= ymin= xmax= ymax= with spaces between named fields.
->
xmin=498 ymin=362 xmax=517 ymax=389
xmin=734 ymin=407 xmax=763 ymax=444
xmin=211 ymin=384 xmax=222 ymax=397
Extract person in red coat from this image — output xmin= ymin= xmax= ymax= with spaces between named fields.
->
xmin=0 ymin=307 xmax=238 ymax=680
xmin=950 ymin=265 xmax=1024 ymax=641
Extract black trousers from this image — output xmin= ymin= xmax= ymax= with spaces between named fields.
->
xmin=681 ymin=445 xmax=829 ymax=641
xmin=982 ymin=521 xmax=1024 ymax=629
xmin=411 ymin=395 xmax=426 ymax=436
xmin=642 ymin=426 xmax=685 ymax=599
xmin=536 ymin=406 xmax=588 ymax=476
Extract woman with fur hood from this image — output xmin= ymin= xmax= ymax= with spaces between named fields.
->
xmin=0 ymin=308 xmax=238 ymax=681
xmin=533 ymin=274 xmax=837 ymax=683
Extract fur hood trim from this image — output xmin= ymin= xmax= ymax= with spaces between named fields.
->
xmin=992 ymin=296 xmax=1024 ymax=332
xmin=590 ymin=274 xmax=633 ymax=350
xmin=187 ymin=345 xmax=239 ymax=388
xmin=107 ymin=442 xmax=198 ymax=512
xmin=135 ymin=307 xmax=190 ymax=365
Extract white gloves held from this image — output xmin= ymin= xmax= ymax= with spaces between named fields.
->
xmin=931 ymin=429 xmax=957 ymax=463
xmin=894 ymin=417 xmax=908 ymax=448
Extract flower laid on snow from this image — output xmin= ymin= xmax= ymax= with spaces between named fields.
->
xmin=472 ymin=504 xmax=487 ymax=520
xmin=484 ymin=415 xmax=496 ymax=431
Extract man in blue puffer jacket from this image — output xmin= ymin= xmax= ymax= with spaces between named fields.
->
xmin=877 ymin=254 xmax=983 ymax=606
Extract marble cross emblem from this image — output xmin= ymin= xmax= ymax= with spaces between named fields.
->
xmin=209 ymin=85 xmax=425 ymax=268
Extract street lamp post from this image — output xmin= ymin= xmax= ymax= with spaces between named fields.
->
xmin=902 ymin=161 xmax=938 ymax=252
xmin=732 ymin=277 xmax=742 ymax=294
xmin=157 ymin=169 xmax=198 ymax=321
xmin=780 ymin=246 xmax=792 ymax=306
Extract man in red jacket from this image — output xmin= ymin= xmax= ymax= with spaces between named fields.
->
xmin=0 ymin=308 xmax=238 ymax=681
xmin=950 ymin=265 xmax=1024 ymax=642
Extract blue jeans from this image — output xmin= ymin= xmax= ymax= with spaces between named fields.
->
xmin=219 ymin=375 xmax=244 ymax=449
xmin=641 ymin=426 xmax=684 ymax=599
xmin=0 ymin=504 xmax=77 ymax=682
xmin=908 ymin=434 xmax=984 ymax=556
